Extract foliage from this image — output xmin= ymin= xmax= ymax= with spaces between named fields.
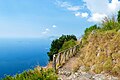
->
xmin=84 ymin=25 xmax=99 ymax=34
xmin=59 ymin=39 xmax=76 ymax=52
xmin=76 ymin=11 xmax=120 ymax=76
xmin=2 ymin=68 xmax=57 ymax=80
xmin=117 ymin=10 xmax=120 ymax=23
xmin=47 ymin=35 xmax=77 ymax=61
xmin=82 ymin=25 xmax=99 ymax=45
xmin=101 ymin=16 xmax=120 ymax=31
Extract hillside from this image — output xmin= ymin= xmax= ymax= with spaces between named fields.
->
xmin=79 ymin=30 xmax=120 ymax=75
xmin=58 ymin=30 xmax=120 ymax=80
xmin=58 ymin=15 xmax=120 ymax=79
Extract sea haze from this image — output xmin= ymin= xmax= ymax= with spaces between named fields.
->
xmin=0 ymin=38 xmax=50 ymax=78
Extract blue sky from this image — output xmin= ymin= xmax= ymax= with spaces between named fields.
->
xmin=0 ymin=0 xmax=120 ymax=38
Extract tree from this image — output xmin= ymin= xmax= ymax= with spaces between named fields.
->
xmin=47 ymin=35 xmax=77 ymax=61
xmin=117 ymin=10 xmax=120 ymax=23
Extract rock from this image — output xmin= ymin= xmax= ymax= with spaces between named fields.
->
xmin=118 ymin=29 xmax=120 ymax=32
xmin=91 ymin=65 xmax=96 ymax=71
xmin=65 ymin=71 xmax=71 ymax=77
xmin=80 ymin=66 xmax=86 ymax=71
xmin=91 ymin=30 xmax=96 ymax=34
xmin=107 ymin=76 xmax=119 ymax=80
xmin=93 ymin=74 xmax=107 ymax=80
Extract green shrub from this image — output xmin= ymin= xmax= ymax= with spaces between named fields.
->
xmin=2 ymin=68 xmax=58 ymax=80
xmin=117 ymin=10 xmax=120 ymax=23
xmin=82 ymin=25 xmax=99 ymax=45
xmin=101 ymin=16 xmax=120 ymax=31
xmin=59 ymin=39 xmax=76 ymax=52
xmin=47 ymin=35 xmax=77 ymax=61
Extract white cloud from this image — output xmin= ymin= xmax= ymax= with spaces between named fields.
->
xmin=75 ymin=12 xmax=88 ymax=18
xmin=88 ymin=13 xmax=107 ymax=22
xmin=55 ymin=0 xmax=89 ymax=18
xmin=108 ymin=0 xmax=120 ymax=13
xmin=75 ymin=12 xmax=81 ymax=17
xmin=81 ymin=12 xmax=89 ymax=18
xmin=55 ymin=0 xmax=120 ymax=22
xmin=56 ymin=0 xmax=81 ymax=11
xmin=52 ymin=25 xmax=57 ymax=28
xmin=67 ymin=6 xmax=81 ymax=11
xmin=42 ymin=28 xmax=50 ymax=34
xmin=46 ymin=28 xmax=49 ymax=31
xmin=83 ymin=0 xmax=120 ymax=22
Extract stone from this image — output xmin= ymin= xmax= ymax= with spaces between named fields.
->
xmin=80 ymin=66 xmax=86 ymax=71
xmin=93 ymin=74 xmax=107 ymax=80
xmin=118 ymin=29 xmax=120 ymax=32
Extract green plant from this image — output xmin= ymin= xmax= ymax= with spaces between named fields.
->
xmin=82 ymin=25 xmax=100 ymax=45
xmin=2 ymin=68 xmax=58 ymax=80
xmin=59 ymin=39 xmax=76 ymax=52
xmin=117 ymin=10 xmax=120 ymax=23
xmin=47 ymin=35 xmax=77 ymax=61
xmin=101 ymin=16 xmax=120 ymax=31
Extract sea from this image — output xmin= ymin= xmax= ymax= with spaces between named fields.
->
xmin=0 ymin=38 xmax=50 ymax=78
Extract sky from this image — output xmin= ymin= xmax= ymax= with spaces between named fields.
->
xmin=0 ymin=0 xmax=120 ymax=38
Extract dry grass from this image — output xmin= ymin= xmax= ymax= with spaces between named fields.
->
xmin=78 ymin=30 xmax=120 ymax=76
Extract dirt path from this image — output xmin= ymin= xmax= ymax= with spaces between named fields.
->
xmin=58 ymin=54 xmax=80 ymax=80
xmin=57 ymin=53 xmax=119 ymax=80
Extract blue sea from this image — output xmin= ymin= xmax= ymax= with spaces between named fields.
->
xmin=0 ymin=38 xmax=50 ymax=78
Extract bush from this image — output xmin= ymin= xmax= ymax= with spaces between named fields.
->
xmin=101 ymin=16 xmax=120 ymax=31
xmin=59 ymin=39 xmax=76 ymax=52
xmin=117 ymin=10 xmax=120 ymax=23
xmin=82 ymin=25 xmax=99 ymax=45
xmin=2 ymin=68 xmax=58 ymax=80
xmin=47 ymin=35 xmax=77 ymax=61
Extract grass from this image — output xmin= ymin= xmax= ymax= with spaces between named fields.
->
xmin=2 ymin=66 xmax=58 ymax=80
xmin=75 ymin=16 xmax=120 ymax=76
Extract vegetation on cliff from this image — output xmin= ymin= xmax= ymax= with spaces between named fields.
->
xmin=2 ymin=67 xmax=57 ymax=80
xmin=76 ymin=10 xmax=120 ymax=76
xmin=47 ymin=35 xmax=77 ymax=61
xmin=3 ymin=9 xmax=120 ymax=80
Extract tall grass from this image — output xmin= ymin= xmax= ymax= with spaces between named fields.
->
xmin=2 ymin=67 xmax=58 ymax=80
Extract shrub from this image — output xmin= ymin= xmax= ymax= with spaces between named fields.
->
xmin=82 ymin=25 xmax=100 ymax=45
xmin=2 ymin=68 xmax=58 ymax=80
xmin=101 ymin=16 xmax=120 ymax=31
xmin=117 ymin=10 xmax=120 ymax=23
xmin=47 ymin=35 xmax=77 ymax=61
xmin=59 ymin=39 xmax=76 ymax=52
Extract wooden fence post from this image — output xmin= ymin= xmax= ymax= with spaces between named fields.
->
xmin=53 ymin=54 xmax=56 ymax=72
xmin=58 ymin=53 xmax=61 ymax=67
xmin=63 ymin=51 xmax=66 ymax=63
xmin=52 ymin=44 xmax=80 ymax=72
